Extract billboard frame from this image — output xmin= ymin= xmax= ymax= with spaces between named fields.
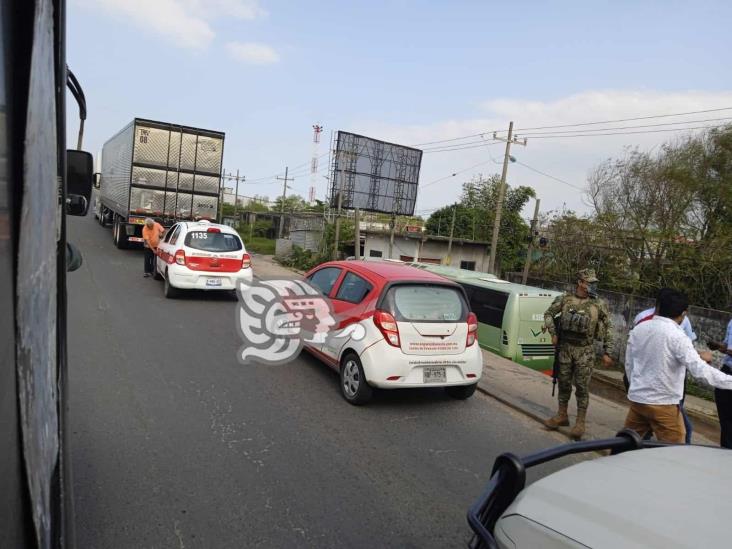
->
xmin=328 ymin=131 xmax=422 ymax=217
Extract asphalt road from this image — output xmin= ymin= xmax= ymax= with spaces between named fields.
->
xmin=67 ymin=214 xmax=580 ymax=548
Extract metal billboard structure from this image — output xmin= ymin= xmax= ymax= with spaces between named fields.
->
xmin=328 ymin=131 xmax=422 ymax=216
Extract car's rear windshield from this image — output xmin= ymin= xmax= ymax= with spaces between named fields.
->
xmin=184 ymin=231 xmax=242 ymax=252
xmin=382 ymin=284 xmax=468 ymax=322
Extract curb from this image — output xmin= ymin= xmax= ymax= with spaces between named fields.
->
xmin=475 ymin=382 xmax=580 ymax=442
xmin=591 ymin=372 xmax=720 ymax=427
xmin=476 ymin=383 xmax=548 ymax=426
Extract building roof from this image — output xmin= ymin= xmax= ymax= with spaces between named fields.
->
xmin=363 ymin=229 xmax=490 ymax=246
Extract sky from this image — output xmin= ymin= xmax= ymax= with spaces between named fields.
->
xmin=67 ymin=0 xmax=732 ymax=220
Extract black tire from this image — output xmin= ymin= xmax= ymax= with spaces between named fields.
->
xmin=164 ymin=272 xmax=180 ymax=299
xmin=445 ymin=383 xmax=477 ymax=400
xmin=113 ymin=217 xmax=128 ymax=249
xmin=340 ymin=353 xmax=373 ymax=405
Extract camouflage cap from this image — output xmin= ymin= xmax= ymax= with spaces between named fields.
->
xmin=577 ymin=268 xmax=599 ymax=283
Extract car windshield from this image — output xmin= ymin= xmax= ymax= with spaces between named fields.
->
xmin=184 ymin=231 xmax=242 ymax=252
xmin=383 ymin=284 xmax=467 ymax=322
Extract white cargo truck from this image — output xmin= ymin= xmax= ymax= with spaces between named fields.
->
xmin=94 ymin=118 xmax=225 ymax=248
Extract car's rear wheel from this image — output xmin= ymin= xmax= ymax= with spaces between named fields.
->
xmin=340 ymin=353 xmax=373 ymax=405
xmin=445 ymin=383 xmax=477 ymax=400
xmin=164 ymin=271 xmax=180 ymax=299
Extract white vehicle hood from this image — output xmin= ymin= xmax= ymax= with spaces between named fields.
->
xmin=496 ymin=446 xmax=732 ymax=549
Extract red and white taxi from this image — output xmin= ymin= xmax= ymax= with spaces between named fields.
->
xmin=154 ymin=220 xmax=252 ymax=298
xmin=303 ymin=260 xmax=482 ymax=404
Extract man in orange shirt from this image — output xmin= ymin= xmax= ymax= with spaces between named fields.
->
xmin=142 ymin=217 xmax=164 ymax=277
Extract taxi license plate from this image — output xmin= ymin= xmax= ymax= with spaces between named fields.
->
xmin=423 ymin=366 xmax=446 ymax=383
xmin=206 ymin=278 xmax=222 ymax=287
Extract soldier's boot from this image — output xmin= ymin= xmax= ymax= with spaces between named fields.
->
xmin=545 ymin=403 xmax=570 ymax=430
xmin=570 ymin=408 xmax=587 ymax=439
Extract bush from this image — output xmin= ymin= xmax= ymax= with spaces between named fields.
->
xmin=278 ymin=245 xmax=325 ymax=271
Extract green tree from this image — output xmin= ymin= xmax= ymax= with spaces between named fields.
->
xmin=424 ymin=175 xmax=535 ymax=273
xmin=580 ymin=125 xmax=732 ymax=307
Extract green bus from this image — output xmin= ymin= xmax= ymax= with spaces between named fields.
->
xmin=408 ymin=263 xmax=561 ymax=371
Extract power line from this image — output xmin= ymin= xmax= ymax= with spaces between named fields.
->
xmin=522 ymin=124 xmax=727 ymax=140
xmin=421 ymin=158 xmax=497 ymax=189
xmin=411 ymin=129 xmax=503 ymax=147
xmin=514 ymin=160 xmax=584 ymax=191
xmin=514 ymin=106 xmax=732 ymax=132
xmin=409 ymin=106 xmax=732 ymax=149
xmin=422 ymin=141 xmax=504 ymax=154
xmin=515 ymin=116 xmax=732 ymax=137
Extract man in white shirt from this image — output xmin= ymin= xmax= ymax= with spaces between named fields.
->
xmin=624 ymin=289 xmax=732 ymax=443
xmin=631 ymin=288 xmax=697 ymax=443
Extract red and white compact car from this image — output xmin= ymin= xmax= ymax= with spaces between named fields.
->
xmin=154 ymin=220 xmax=252 ymax=298
xmin=303 ymin=260 xmax=483 ymax=404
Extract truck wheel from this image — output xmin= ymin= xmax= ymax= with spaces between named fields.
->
xmin=445 ymin=383 xmax=477 ymax=400
xmin=164 ymin=272 xmax=179 ymax=298
xmin=340 ymin=353 xmax=373 ymax=405
xmin=114 ymin=218 xmax=128 ymax=249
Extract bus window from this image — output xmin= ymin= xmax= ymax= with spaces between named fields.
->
xmin=461 ymin=283 xmax=508 ymax=328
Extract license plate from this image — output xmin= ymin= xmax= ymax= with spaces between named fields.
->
xmin=206 ymin=278 xmax=222 ymax=287
xmin=423 ymin=366 xmax=446 ymax=384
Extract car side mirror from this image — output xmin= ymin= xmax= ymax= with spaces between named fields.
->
xmin=66 ymin=149 xmax=94 ymax=216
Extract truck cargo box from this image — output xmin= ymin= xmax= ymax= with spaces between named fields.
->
xmin=100 ymin=118 xmax=224 ymax=222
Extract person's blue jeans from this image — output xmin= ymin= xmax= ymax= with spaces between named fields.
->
xmin=680 ymin=398 xmax=692 ymax=445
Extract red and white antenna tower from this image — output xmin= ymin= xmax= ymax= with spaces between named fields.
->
xmin=309 ymin=124 xmax=323 ymax=204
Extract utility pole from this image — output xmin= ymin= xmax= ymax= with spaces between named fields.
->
xmin=234 ymin=168 xmax=241 ymax=220
xmin=521 ymin=198 xmax=541 ymax=285
xmin=446 ymin=204 xmax=456 ymax=265
xmin=354 ymin=208 xmax=361 ymax=260
xmin=218 ymin=169 xmax=224 ymax=224
xmin=388 ymin=213 xmax=396 ymax=259
xmin=488 ymin=121 xmax=527 ymax=274
xmin=333 ymin=191 xmax=343 ymax=259
xmin=276 ymin=166 xmax=294 ymax=239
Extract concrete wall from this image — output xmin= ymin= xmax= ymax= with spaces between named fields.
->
xmin=509 ymin=274 xmax=732 ymax=366
xmin=274 ymin=238 xmax=293 ymax=258
xmin=363 ymin=233 xmax=488 ymax=269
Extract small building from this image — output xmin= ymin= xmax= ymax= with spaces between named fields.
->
xmin=290 ymin=215 xmax=324 ymax=253
xmin=362 ymin=229 xmax=490 ymax=271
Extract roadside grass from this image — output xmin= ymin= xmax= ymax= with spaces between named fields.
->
xmin=240 ymin=234 xmax=276 ymax=255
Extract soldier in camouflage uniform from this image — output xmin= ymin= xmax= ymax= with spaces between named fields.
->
xmin=543 ymin=268 xmax=614 ymax=439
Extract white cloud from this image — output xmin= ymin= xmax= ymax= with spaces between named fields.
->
xmin=358 ymin=90 xmax=732 ymax=218
xmin=182 ymin=0 xmax=267 ymax=20
xmin=226 ymin=41 xmax=280 ymax=65
xmin=78 ymin=0 xmax=266 ymax=50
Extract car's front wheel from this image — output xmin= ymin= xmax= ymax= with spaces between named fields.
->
xmin=340 ymin=353 xmax=373 ymax=405
xmin=445 ymin=383 xmax=477 ymax=400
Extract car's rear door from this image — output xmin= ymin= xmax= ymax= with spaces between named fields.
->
xmin=322 ymin=269 xmax=376 ymax=360
xmin=304 ymin=266 xmax=344 ymax=355
xmin=156 ymin=223 xmax=180 ymax=269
